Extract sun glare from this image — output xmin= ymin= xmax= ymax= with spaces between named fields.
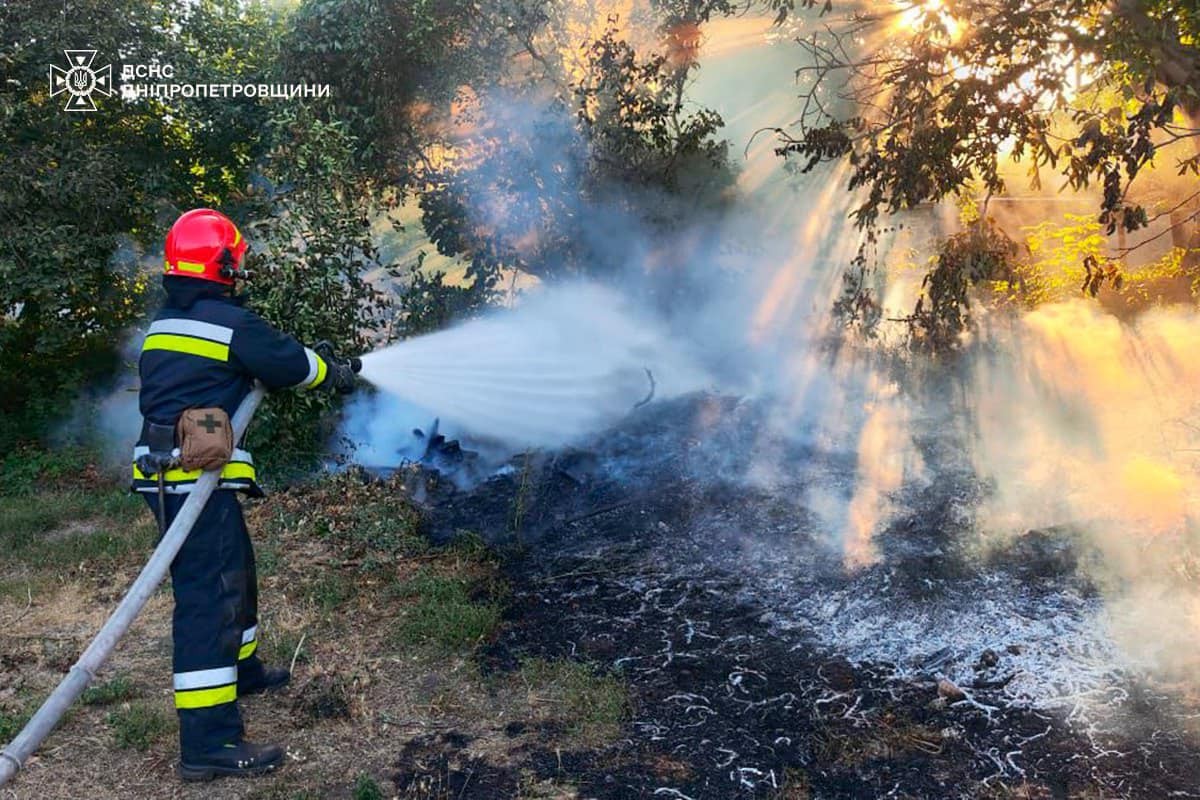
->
xmin=896 ymin=0 xmax=962 ymax=40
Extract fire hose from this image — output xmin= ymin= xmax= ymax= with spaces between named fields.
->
xmin=0 ymin=385 xmax=266 ymax=788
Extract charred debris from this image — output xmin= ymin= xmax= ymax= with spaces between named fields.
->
xmin=373 ymin=393 xmax=1199 ymax=799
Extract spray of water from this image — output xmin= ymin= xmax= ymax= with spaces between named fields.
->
xmin=356 ymin=283 xmax=707 ymax=450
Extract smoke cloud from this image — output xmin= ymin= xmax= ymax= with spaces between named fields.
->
xmin=57 ymin=334 xmax=143 ymax=473
xmin=338 ymin=9 xmax=1200 ymax=693
xmin=966 ymin=302 xmax=1200 ymax=678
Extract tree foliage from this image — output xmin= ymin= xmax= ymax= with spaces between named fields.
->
xmin=776 ymin=0 xmax=1199 ymax=233
xmin=239 ymin=107 xmax=393 ymax=465
xmin=904 ymin=220 xmax=1020 ymax=352
xmin=277 ymin=0 xmax=513 ymax=190
xmin=771 ymin=0 xmax=1200 ymax=347
xmin=392 ymin=259 xmax=494 ymax=339
xmin=417 ymin=17 xmax=734 ymax=301
xmin=0 ymin=0 xmax=280 ymax=442
xmin=282 ymin=0 xmax=737 ymax=305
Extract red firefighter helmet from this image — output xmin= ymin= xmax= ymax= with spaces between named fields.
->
xmin=163 ymin=208 xmax=249 ymax=285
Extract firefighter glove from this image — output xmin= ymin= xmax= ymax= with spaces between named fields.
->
xmin=328 ymin=362 xmax=357 ymax=395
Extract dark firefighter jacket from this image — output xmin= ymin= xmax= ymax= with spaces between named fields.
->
xmin=132 ymin=277 xmax=328 ymax=496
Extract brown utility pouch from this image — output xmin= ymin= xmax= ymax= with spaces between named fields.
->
xmin=176 ymin=407 xmax=234 ymax=472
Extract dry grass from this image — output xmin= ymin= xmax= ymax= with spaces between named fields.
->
xmin=0 ymin=469 xmax=626 ymax=800
xmin=812 ymin=708 xmax=944 ymax=769
xmin=513 ymin=658 xmax=629 ymax=746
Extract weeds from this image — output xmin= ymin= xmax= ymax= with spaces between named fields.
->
xmin=0 ymin=446 xmax=100 ymax=497
xmin=82 ymin=675 xmax=138 ymax=706
xmin=306 ymin=572 xmax=354 ymax=612
xmin=106 ymin=703 xmax=172 ymax=751
xmin=0 ymin=576 xmax=37 ymax=604
xmin=393 ymin=568 xmax=503 ymax=650
xmin=448 ymin=529 xmax=492 ymax=561
xmin=262 ymin=627 xmax=309 ymax=667
xmin=0 ymin=709 xmax=30 ymax=741
xmin=259 ymin=472 xmax=426 ymax=561
xmin=256 ymin=539 xmax=282 ymax=577
xmin=352 ymin=773 xmax=385 ymax=800
xmin=510 ymin=452 xmax=534 ymax=537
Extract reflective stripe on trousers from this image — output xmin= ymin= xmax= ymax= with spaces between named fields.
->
xmin=146 ymin=490 xmax=260 ymax=755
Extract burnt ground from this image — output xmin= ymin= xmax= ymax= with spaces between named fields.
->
xmin=394 ymin=393 xmax=1200 ymax=799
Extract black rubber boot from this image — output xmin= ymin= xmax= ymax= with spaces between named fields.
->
xmin=240 ymin=664 xmax=291 ymax=696
xmin=179 ymin=740 xmax=284 ymax=782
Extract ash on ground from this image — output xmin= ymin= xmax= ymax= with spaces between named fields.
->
xmin=390 ymin=393 xmax=1200 ymax=799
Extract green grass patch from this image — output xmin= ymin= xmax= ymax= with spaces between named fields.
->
xmin=446 ymin=530 xmax=493 ymax=561
xmin=352 ymin=773 xmax=385 ymax=800
xmin=0 ymin=575 xmax=42 ymax=603
xmin=0 ymin=489 xmax=150 ymax=574
xmin=0 ymin=446 xmax=101 ymax=497
xmin=306 ymin=572 xmax=354 ymax=612
xmin=82 ymin=675 xmax=138 ymax=706
xmin=106 ymin=703 xmax=172 ymax=751
xmin=262 ymin=627 xmax=309 ymax=667
xmin=316 ymin=499 xmax=425 ymax=558
xmin=256 ymin=472 xmax=429 ymax=561
xmin=0 ymin=709 xmax=31 ymax=741
xmin=392 ymin=568 xmax=503 ymax=651
xmin=256 ymin=539 xmax=282 ymax=577
xmin=519 ymin=658 xmax=629 ymax=739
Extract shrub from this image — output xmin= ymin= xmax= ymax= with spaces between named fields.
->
xmin=352 ymin=773 xmax=385 ymax=800
xmin=240 ymin=107 xmax=394 ymax=474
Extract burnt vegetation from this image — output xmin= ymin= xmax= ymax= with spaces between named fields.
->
xmin=397 ymin=394 xmax=1200 ymax=798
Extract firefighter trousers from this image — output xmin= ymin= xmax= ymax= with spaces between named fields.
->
xmin=144 ymin=490 xmax=268 ymax=757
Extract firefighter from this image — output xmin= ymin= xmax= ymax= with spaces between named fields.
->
xmin=132 ymin=209 xmax=357 ymax=781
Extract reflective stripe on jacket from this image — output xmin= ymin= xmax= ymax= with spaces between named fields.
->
xmin=131 ymin=446 xmax=260 ymax=495
xmin=132 ymin=285 xmax=326 ymax=496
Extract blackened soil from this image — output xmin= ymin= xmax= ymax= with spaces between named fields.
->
xmin=394 ymin=733 xmax=520 ymax=798
xmin=391 ymin=394 xmax=1200 ymax=799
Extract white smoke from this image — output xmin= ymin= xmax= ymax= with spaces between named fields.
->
xmin=57 ymin=334 xmax=143 ymax=472
xmin=965 ymin=302 xmax=1200 ymax=678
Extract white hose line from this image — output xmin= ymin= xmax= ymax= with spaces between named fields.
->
xmin=0 ymin=385 xmax=266 ymax=787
